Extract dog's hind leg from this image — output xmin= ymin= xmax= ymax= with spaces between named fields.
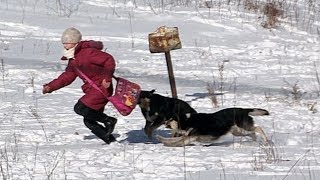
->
xmin=230 ymin=125 xmax=257 ymax=141
xmin=232 ymin=125 xmax=269 ymax=144
xmin=253 ymin=126 xmax=268 ymax=144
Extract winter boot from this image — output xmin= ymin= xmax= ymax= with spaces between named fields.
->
xmin=91 ymin=128 xmax=116 ymax=144
xmin=108 ymin=134 xmax=116 ymax=143
xmin=103 ymin=116 xmax=117 ymax=135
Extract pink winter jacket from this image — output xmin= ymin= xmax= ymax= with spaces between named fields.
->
xmin=45 ymin=40 xmax=116 ymax=110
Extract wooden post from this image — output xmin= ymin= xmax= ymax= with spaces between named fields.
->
xmin=165 ymin=51 xmax=177 ymax=98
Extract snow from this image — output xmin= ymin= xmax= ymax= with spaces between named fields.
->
xmin=0 ymin=0 xmax=320 ymax=179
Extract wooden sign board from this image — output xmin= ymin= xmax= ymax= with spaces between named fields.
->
xmin=148 ymin=26 xmax=182 ymax=53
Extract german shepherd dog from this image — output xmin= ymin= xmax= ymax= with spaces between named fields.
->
xmin=157 ymin=108 xmax=270 ymax=147
xmin=137 ymin=90 xmax=197 ymax=138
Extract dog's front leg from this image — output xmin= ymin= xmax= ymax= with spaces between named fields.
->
xmin=157 ymin=135 xmax=198 ymax=147
xmin=165 ymin=119 xmax=179 ymax=137
xmin=173 ymin=128 xmax=194 ymax=136
xmin=144 ymin=113 xmax=165 ymax=138
xmin=172 ymin=129 xmax=192 ymax=137
xmin=143 ymin=111 xmax=159 ymax=122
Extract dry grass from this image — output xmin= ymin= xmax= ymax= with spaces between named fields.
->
xmin=261 ymin=2 xmax=283 ymax=28
xmin=207 ymin=82 xmax=219 ymax=107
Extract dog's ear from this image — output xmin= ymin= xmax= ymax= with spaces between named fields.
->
xmin=139 ymin=90 xmax=155 ymax=99
xmin=150 ymin=89 xmax=156 ymax=94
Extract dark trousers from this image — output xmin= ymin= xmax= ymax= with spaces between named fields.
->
xmin=74 ymin=100 xmax=116 ymax=143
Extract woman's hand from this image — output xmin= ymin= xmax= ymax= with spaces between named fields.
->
xmin=101 ymin=79 xmax=111 ymax=89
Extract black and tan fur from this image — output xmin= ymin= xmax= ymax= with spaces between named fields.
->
xmin=157 ymin=108 xmax=270 ymax=147
xmin=137 ymin=90 xmax=197 ymax=138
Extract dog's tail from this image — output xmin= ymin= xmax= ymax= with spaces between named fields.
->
xmin=247 ymin=108 xmax=269 ymax=116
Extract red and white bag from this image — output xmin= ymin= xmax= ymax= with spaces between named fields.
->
xmin=107 ymin=77 xmax=141 ymax=116
xmin=76 ymin=68 xmax=141 ymax=116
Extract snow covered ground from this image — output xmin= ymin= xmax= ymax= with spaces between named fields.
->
xmin=0 ymin=0 xmax=320 ymax=179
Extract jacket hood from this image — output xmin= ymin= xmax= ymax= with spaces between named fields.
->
xmin=61 ymin=40 xmax=104 ymax=60
xmin=77 ymin=40 xmax=103 ymax=50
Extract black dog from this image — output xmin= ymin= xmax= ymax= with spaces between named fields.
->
xmin=137 ymin=90 xmax=197 ymax=138
xmin=157 ymin=108 xmax=270 ymax=146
